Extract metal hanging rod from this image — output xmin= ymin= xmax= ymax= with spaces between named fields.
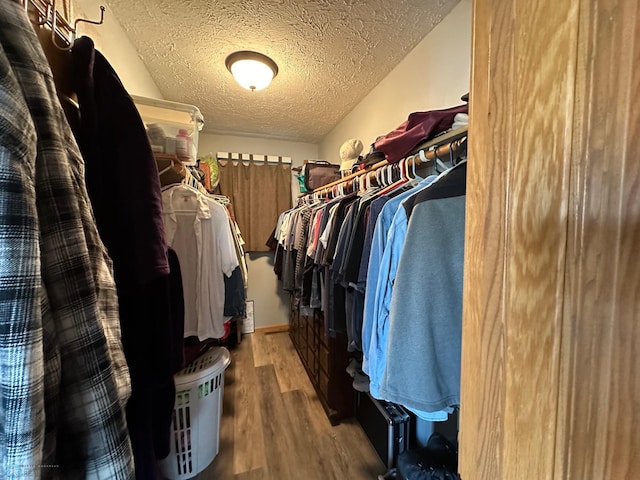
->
xmin=24 ymin=0 xmax=105 ymax=51
xmin=312 ymin=126 xmax=468 ymax=194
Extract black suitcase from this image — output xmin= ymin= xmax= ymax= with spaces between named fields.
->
xmin=355 ymin=391 xmax=410 ymax=469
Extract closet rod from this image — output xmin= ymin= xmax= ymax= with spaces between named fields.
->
xmin=312 ymin=126 xmax=468 ymax=194
xmin=24 ymin=0 xmax=105 ymax=51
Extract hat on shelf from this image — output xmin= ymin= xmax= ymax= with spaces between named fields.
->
xmin=339 ymin=138 xmax=364 ymax=173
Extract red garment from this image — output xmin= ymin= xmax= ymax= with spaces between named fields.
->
xmin=374 ymin=104 xmax=468 ymax=164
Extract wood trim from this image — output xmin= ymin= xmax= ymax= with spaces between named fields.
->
xmin=255 ymin=324 xmax=289 ymax=334
xmin=462 ymin=0 xmax=639 ymax=478
xmin=459 ymin=0 xmax=506 ymax=477
xmin=558 ymin=1 xmax=640 ymax=478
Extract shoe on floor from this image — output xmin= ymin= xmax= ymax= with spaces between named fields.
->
xmin=346 ymin=357 xmax=360 ymax=377
xmin=352 ymin=371 xmax=370 ymax=392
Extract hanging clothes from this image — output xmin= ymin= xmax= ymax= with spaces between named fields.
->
xmin=362 ymin=175 xmax=438 ymax=396
xmin=70 ymin=35 xmax=185 ymax=480
xmin=273 ymin=135 xmax=467 ymax=421
xmin=0 ymin=2 xmax=133 ymax=478
xmin=378 ymin=161 xmax=467 ymax=414
xmin=162 ymin=184 xmax=240 ymax=340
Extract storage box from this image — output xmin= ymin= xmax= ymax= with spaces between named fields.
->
xmin=132 ymin=95 xmax=204 ymax=166
xmin=158 ymin=347 xmax=231 ymax=480
xmin=355 ymin=391 xmax=411 ymax=469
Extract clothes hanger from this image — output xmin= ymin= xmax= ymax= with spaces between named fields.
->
xmin=433 ymin=146 xmax=449 ymax=174
xmin=410 ymin=153 xmax=418 ymax=179
xmin=380 ymin=165 xmax=388 ymax=187
xmin=157 ymin=158 xmax=175 ymax=176
xmin=400 ymin=158 xmax=408 ymax=182
xmin=208 ymin=194 xmax=230 ymax=205
xmin=379 ymin=158 xmax=410 ymax=195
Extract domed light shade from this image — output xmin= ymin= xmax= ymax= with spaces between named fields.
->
xmin=225 ymin=51 xmax=279 ymax=91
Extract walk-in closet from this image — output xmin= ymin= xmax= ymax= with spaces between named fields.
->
xmin=1 ymin=1 xmax=637 ymax=479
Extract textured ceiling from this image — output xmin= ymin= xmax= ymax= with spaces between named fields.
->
xmin=106 ymin=0 xmax=459 ymax=143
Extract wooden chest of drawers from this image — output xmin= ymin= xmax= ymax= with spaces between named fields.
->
xmin=289 ymin=300 xmax=354 ymax=425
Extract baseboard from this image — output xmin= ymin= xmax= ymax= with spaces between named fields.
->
xmin=255 ymin=324 xmax=290 ymax=334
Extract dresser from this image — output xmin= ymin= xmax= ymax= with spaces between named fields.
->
xmin=289 ymin=299 xmax=354 ymax=425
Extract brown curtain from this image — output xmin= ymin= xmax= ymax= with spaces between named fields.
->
xmin=217 ymin=159 xmax=291 ymax=252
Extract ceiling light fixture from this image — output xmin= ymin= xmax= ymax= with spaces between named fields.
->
xmin=225 ymin=51 xmax=279 ymax=92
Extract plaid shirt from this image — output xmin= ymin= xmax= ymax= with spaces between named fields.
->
xmin=0 ymin=2 xmax=134 ymax=479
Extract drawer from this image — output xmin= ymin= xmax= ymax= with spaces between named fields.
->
xmin=296 ymin=329 xmax=306 ymax=352
xmin=306 ymin=344 xmax=316 ymax=373
xmin=315 ymin=315 xmax=328 ymax=348
xmin=317 ymin=329 xmax=328 ymax=349
xmin=307 ymin=320 xmax=316 ymax=345
xmin=300 ymin=316 xmax=309 ymax=343
xmin=318 ymin=368 xmax=330 ymax=401
xmin=296 ymin=331 xmax=307 ymax=353
xmin=318 ymin=341 xmax=330 ymax=376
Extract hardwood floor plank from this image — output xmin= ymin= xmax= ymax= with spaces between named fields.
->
xmin=235 ymin=467 xmax=270 ymax=480
xmin=250 ymin=331 xmax=273 ymax=367
xmin=299 ymin=386 xmax=334 ymax=436
xmin=281 ymin=389 xmax=337 ymax=476
xmin=194 ymin=331 xmax=386 ymax=480
xmin=255 ymin=365 xmax=300 ymax=479
xmin=270 ymin=332 xmax=316 ymax=395
xmin=232 ymin=336 xmax=267 ymax=474
xmin=330 ymin=418 xmax=387 ymax=477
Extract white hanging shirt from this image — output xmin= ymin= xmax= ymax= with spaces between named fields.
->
xmin=163 ymin=185 xmax=239 ymax=340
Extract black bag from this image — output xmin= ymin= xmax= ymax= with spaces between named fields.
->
xmin=355 ymin=392 xmax=410 ymax=469
xmin=397 ymin=433 xmax=460 ymax=480
xmin=302 ymin=160 xmax=341 ymax=191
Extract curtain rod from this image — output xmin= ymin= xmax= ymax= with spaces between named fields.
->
xmin=24 ymin=0 xmax=105 ymax=51
xmin=312 ymin=126 xmax=468 ymax=194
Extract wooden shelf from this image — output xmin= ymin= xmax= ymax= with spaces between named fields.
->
xmin=154 ymin=153 xmax=186 ymax=186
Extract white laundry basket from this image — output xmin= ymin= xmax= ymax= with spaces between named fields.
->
xmin=158 ymin=347 xmax=231 ymax=479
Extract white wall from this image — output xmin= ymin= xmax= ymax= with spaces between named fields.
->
xmin=72 ymin=0 xmax=163 ymax=98
xmin=319 ymin=0 xmax=472 ymax=164
xmin=198 ymin=133 xmax=318 ymax=329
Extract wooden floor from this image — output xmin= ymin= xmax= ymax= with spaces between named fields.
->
xmin=195 ymin=330 xmax=385 ymax=480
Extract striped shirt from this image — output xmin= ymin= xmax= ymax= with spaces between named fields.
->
xmin=0 ymin=2 xmax=134 ymax=478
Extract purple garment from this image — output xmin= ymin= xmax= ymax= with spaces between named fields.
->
xmin=71 ymin=37 xmax=175 ymax=480
xmin=71 ymin=36 xmax=169 ymax=287
xmin=374 ymin=104 xmax=468 ymax=164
